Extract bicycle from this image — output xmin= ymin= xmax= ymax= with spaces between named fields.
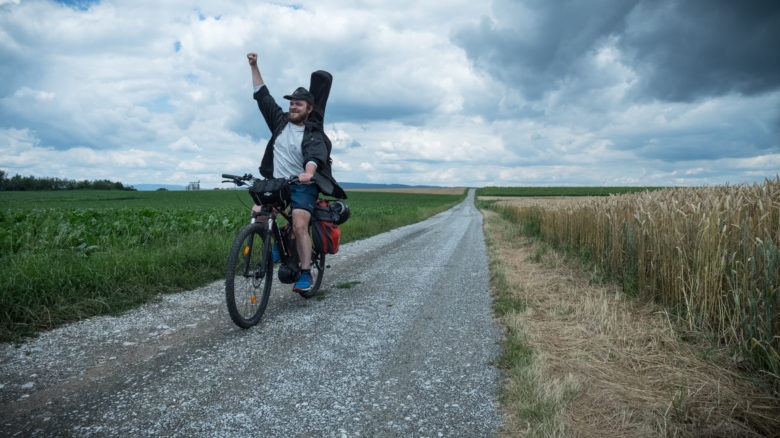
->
xmin=221 ymin=173 xmax=326 ymax=328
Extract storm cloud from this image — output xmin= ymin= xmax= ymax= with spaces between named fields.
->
xmin=455 ymin=0 xmax=780 ymax=102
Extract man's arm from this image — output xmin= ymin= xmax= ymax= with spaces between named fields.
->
xmin=301 ymin=128 xmax=328 ymax=180
xmin=248 ymin=52 xmax=286 ymax=132
xmin=247 ymin=52 xmax=264 ymax=88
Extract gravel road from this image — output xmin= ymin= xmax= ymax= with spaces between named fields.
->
xmin=1 ymin=189 xmax=502 ymax=437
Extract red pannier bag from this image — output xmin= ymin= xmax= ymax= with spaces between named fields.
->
xmin=311 ymin=198 xmax=341 ymax=254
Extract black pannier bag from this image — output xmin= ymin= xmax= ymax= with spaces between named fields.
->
xmin=249 ymin=178 xmax=291 ymax=207
xmin=311 ymin=198 xmax=348 ymax=254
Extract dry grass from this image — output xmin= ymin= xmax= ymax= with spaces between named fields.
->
xmin=482 ymin=178 xmax=780 ymax=385
xmin=347 ymin=187 xmax=466 ymax=195
xmin=482 ymin=209 xmax=780 ymax=437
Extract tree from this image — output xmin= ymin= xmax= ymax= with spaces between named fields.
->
xmin=0 ymin=171 xmax=136 ymax=191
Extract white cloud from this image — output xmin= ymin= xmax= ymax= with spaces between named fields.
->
xmin=13 ymin=87 xmax=55 ymax=101
xmin=169 ymin=136 xmax=201 ymax=152
xmin=0 ymin=0 xmax=777 ymax=189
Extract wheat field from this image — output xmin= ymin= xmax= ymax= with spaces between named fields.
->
xmin=483 ymin=177 xmax=780 ymax=385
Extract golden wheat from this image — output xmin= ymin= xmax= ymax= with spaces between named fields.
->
xmin=492 ymin=177 xmax=780 ymax=382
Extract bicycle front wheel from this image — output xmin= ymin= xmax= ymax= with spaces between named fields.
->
xmin=299 ymin=249 xmax=325 ymax=299
xmin=225 ymin=223 xmax=273 ymax=328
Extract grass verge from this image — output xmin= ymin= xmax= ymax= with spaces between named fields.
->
xmin=483 ymin=209 xmax=574 ymax=436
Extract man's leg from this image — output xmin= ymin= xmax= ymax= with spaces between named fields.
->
xmin=288 ymin=184 xmax=318 ymax=292
xmin=292 ymin=208 xmax=312 ymax=270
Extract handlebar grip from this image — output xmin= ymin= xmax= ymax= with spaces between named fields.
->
xmin=222 ymin=173 xmax=240 ymax=180
xmin=287 ymin=175 xmax=316 ymax=184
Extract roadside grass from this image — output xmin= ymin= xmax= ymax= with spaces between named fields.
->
xmin=0 ymin=188 xmax=465 ymax=343
xmin=481 ymin=207 xmax=780 ymax=436
xmin=483 ymin=209 xmax=573 ymax=436
xmin=2 ymin=231 xmax=231 ymax=341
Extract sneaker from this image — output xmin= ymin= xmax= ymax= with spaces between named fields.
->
xmin=294 ymin=270 xmax=313 ymax=292
xmin=272 ymin=242 xmax=280 ymax=264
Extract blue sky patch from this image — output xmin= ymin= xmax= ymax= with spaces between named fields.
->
xmin=139 ymin=96 xmax=175 ymax=114
xmin=53 ymin=0 xmax=99 ymax=11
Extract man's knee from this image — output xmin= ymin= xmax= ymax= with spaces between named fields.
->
xmin=292 ymin=209 xmax=311 ymax=231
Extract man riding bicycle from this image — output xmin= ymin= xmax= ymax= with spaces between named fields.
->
xmin=247 ymin=52 xmax=345 ymax=293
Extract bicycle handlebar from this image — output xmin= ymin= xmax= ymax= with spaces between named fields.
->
xmin=221 ymin=173 xmax=253 ymax=187
xmin=220 ymin=173 xmax=314 ymax=187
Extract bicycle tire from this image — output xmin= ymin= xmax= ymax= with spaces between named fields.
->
xmin=225 ymin=223 xmax=273 ymax=328
xmin=299 ymin=249 xmax=325 ymax=299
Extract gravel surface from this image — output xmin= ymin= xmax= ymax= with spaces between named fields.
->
xmin=1 ymin=189 xmax=503 ymax=437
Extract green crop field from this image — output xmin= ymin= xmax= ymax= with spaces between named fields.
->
xmin=0 ymin=188 xmax=465 ymax=342
xmin=476 ymin=186 xmax=666 ymax=197
xmin=0 ymin=188 xmax=249 ymax=210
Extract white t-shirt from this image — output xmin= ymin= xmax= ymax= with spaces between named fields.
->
xmin=273 ymin=123 xmax=305 ymax=179
xmin=253 ymin=85 xmax=318 ymax=178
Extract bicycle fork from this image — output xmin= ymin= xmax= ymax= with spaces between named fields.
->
xmin=242 ymin=213 xmax=275 ymax=283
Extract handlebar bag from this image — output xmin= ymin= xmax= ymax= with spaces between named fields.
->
xmin=249 ymin=178 xmax=291 ymax=207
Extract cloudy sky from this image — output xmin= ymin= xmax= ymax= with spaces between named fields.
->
xmin=1 ymin=0 xmax=778 ymax=188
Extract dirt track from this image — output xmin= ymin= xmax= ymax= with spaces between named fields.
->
xmin=1 ymin=189 xmax=502 ymax=437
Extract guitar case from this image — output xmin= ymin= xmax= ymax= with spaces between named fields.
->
xmin=308 ymin=70 xmax=332 ymax=126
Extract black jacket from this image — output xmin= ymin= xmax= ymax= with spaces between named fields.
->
xmin=253 ymin=85 xmax=346 ymax=199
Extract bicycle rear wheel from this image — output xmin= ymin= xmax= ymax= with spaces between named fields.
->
xmin=299 ymin=249 xmax=325 ymax=299
xmin=225 ymin=223 xmax=273 ymax=328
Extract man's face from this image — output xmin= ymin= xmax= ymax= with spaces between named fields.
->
xmin=288 ymin=99 xmax=312 ymax=125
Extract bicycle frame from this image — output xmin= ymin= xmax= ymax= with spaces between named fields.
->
xmin=253 ymin=204 xmax=296 ymax=260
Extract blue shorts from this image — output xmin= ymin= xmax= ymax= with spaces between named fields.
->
xmin=289 ymin=184 xmax=319 ymax=214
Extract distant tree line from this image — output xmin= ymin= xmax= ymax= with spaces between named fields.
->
xmin=0 ymin=170 xmax=136 ymax=191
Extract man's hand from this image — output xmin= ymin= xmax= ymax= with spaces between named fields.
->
xmin=299 ymin=162 xmax=317 ymax=184
xmin=298 ymin=172 xmax=315 ymax=184
xmin=247 ymin=52 xmax=258 ymax=67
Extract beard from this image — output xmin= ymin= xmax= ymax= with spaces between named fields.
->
xmin=287 ymin=110 xmax=308 ymax=124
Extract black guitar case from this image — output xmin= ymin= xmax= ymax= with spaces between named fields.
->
xmin=308 ymin=70 xmax=332 ymax=126
xmin=307 ymin=70 xmax=346 ymax=199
